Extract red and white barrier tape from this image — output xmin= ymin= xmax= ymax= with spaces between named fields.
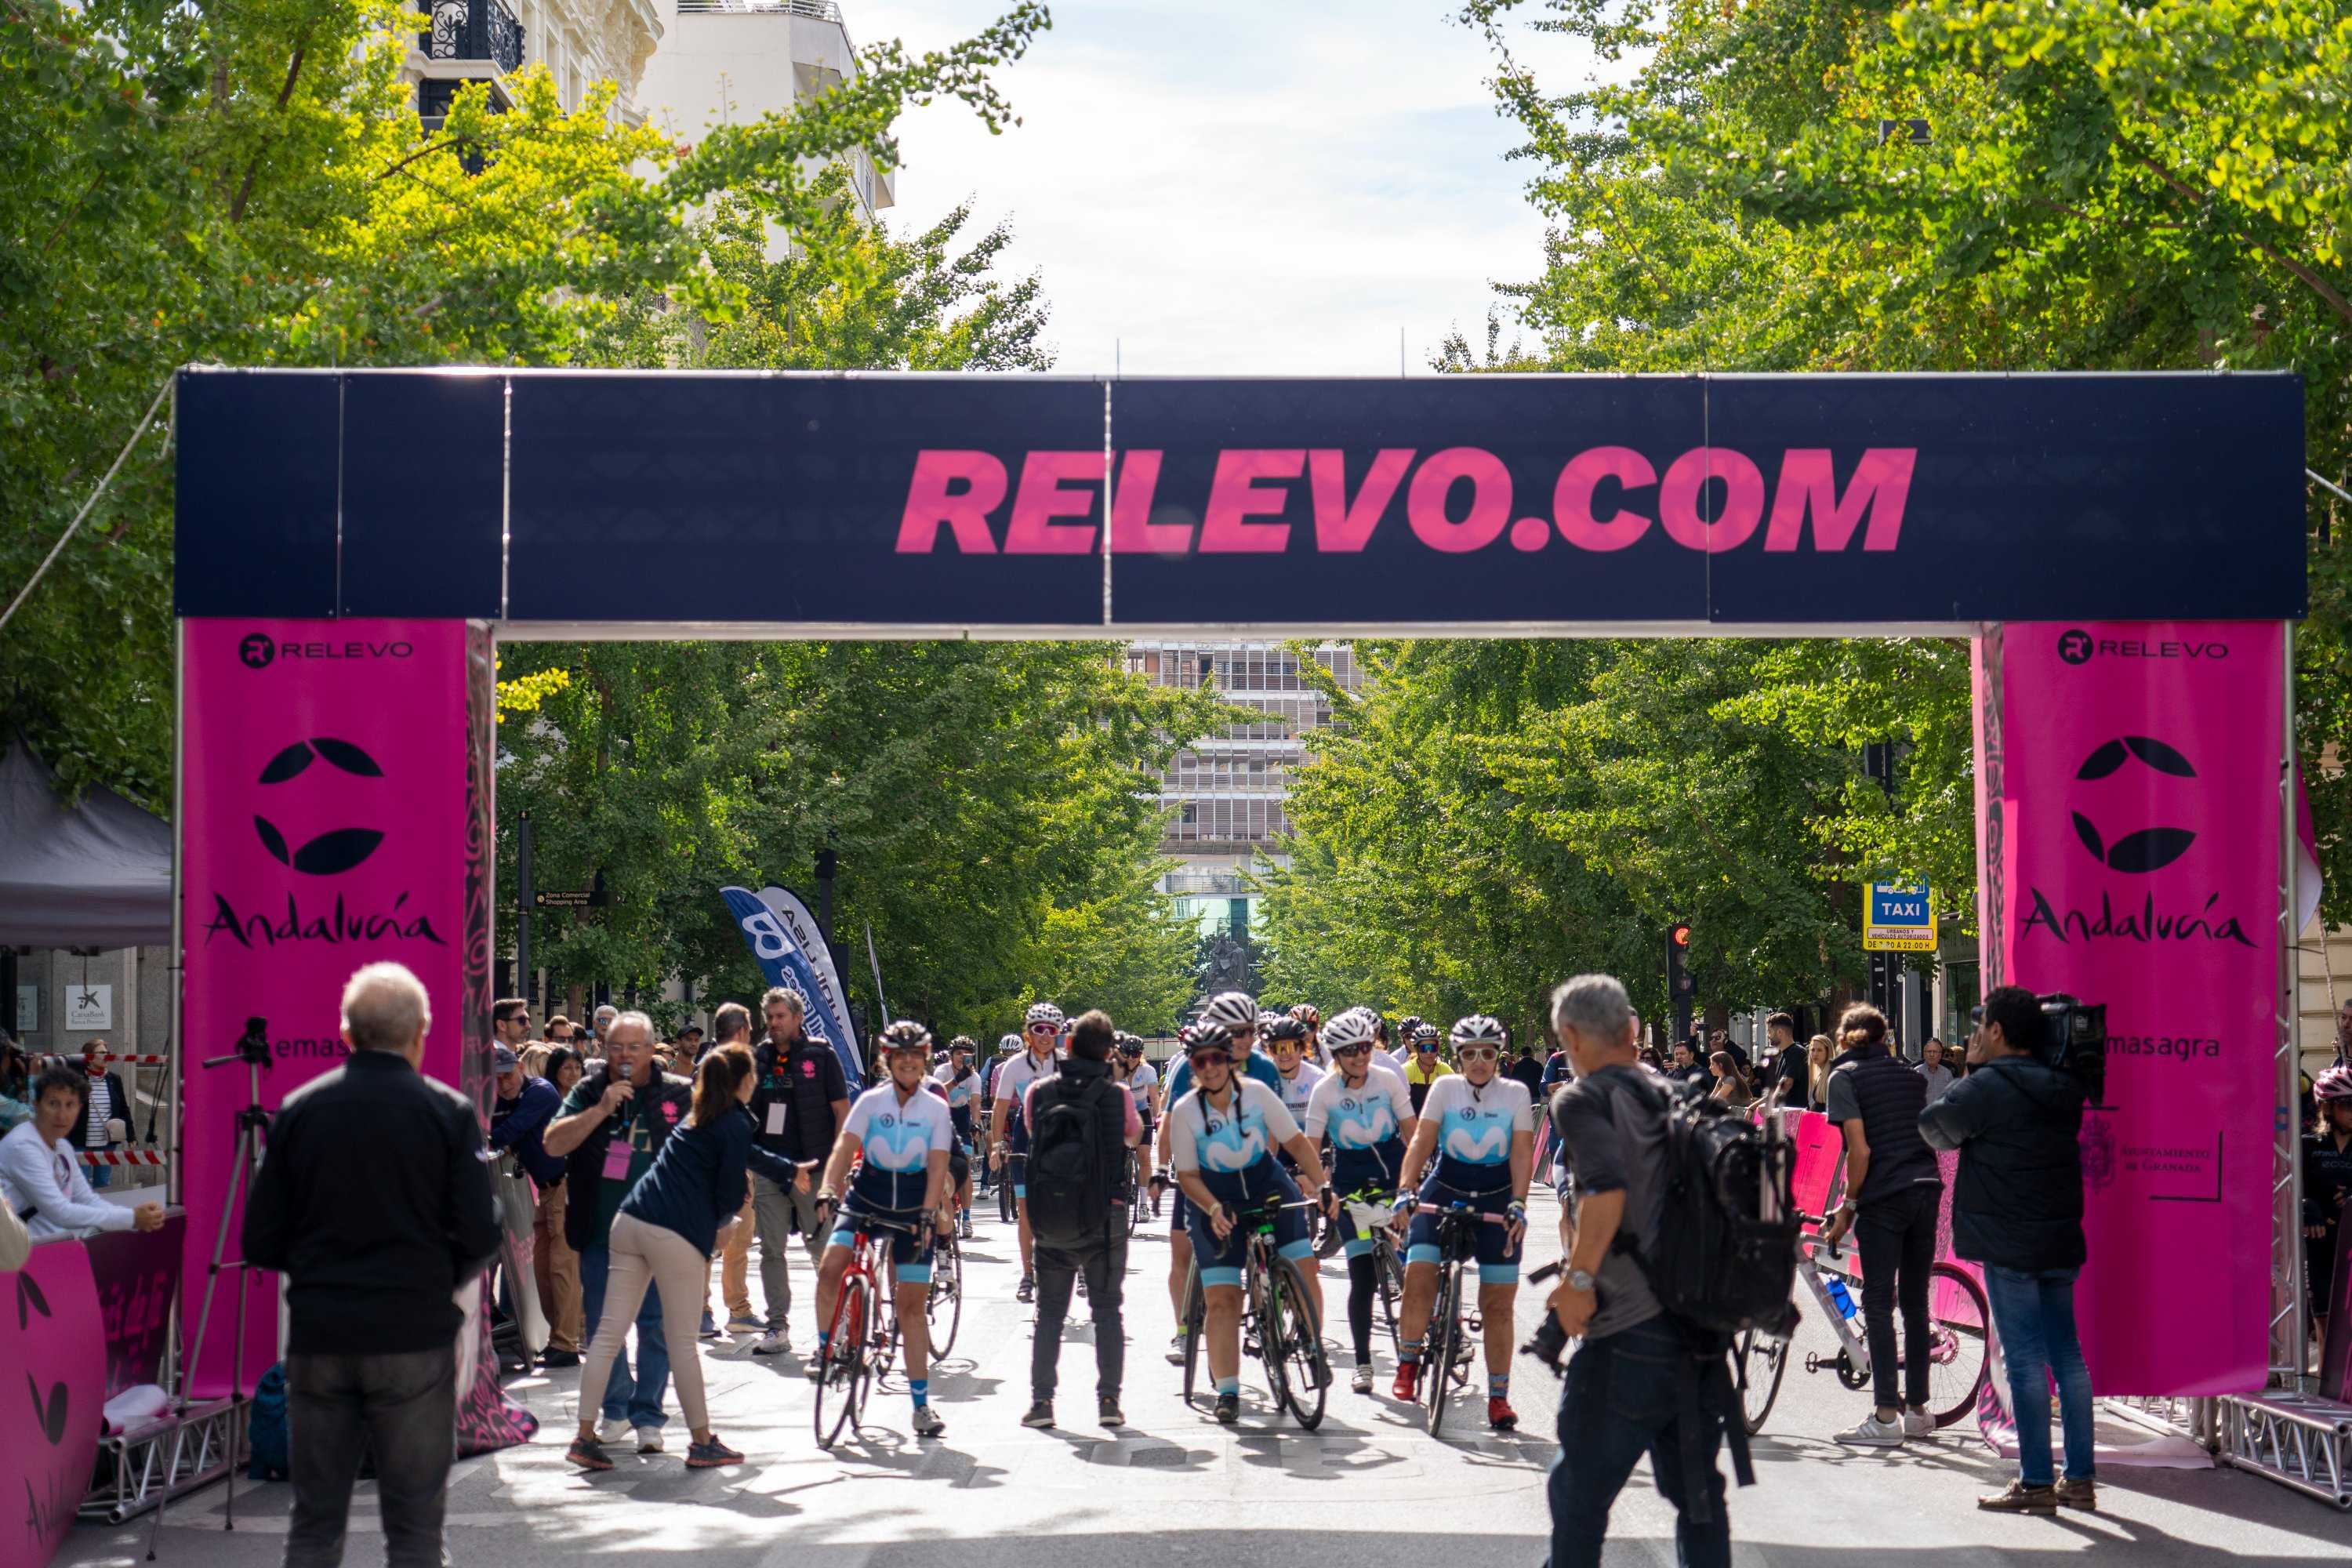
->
xmin=78 ymin=1149 xmax=170 ymax=1167
xmin=37 ymin=1053 xmax=171 ymax=1065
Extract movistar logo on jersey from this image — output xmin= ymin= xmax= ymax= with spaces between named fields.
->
xmin=1441 ymin=1107 xmax=1512 ymax=1164
xmin=865 ymin=1113 xmax=931 ymax=1172
xmin=1198 ymin=1106 xmax=1269 ymax=1172
xmin=1331 ymin=1096 xmax=1398 ymax=1149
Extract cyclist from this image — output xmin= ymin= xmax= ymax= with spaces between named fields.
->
xmin=811 ymin=1022 xmax=956 ymax=1438
xmin=1392 ymin=1014 xmax=1534 ymax=1430
xmin=1263 ymin=1014 xmax=1326 ymax=1129
xmin=1114 ymin=1034 xmax=1163 ymax=1215
xmin=976 ymin=1033 xmax=1023 ymax=1196
xmin=1289 ymin=1003 xmax=1328 ymax=1068
xmin=1157 ymin=991 xmax=1286 ymax=1363
xmin=1402 ymin=1022 xmax=1454 ymax=1116
xmin=989 ymin=1002 xmax=1064 ymax=1303
xmin=1305 ymin=1006 xmax=1414 ymax=1394
xmin=931 ymin=1037 xmax=982 ymax=1238
xmin=1167 ymin=1019 xmax=1332 ymax=1424
xmin=1385 ymin=1015 xmax=1425 ymax=1076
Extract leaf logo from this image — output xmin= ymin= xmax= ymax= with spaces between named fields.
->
xmin=26 ymin=1371 xmax=68 ymax=1445
xmin=2071 ymin=735 xmax=2198 ymax=873
xmin=16 ymin=1269 xmax=50 ymax=1329
xmin=253 ymin=738 xmax=387 ymax=875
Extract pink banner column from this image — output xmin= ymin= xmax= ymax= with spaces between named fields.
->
xmin=1974 ymin=621 xmax=2284 ymax=1396
xmin=177 ymin=619 xmax=493 ymax=1399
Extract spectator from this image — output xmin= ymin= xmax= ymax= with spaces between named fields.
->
xmin=745 ymin=987 xmax=848 ymax=1356
xmin=1022 ymin=1010 xmax=1140 ymax=1430
xmin=1665 ymin=1040 xmax=1709 ymax=1087
xmin=241 ymin=962 xmax=501 ymax=1568
xmin=1543 ymin=975 xmax=1728 ymax=1568
xmin=565 ymin=1044 xmax=800 ymax=1471
xmin=1708 ymin=1027 xmax=1748 ymax=1073
xmin=591 ymin=1004 xmax=620 ymax=1051
xmin=1821 ymin=1004 xmax=1944 ymax=1447
xmin=1507 ymin=1043 xmax=1548 ymax=1096
xmin=544 ymin=1011 xmax=694 ymax=1452
xmin=490 ymin=1040 xmax=566 ymax=1359
xmin=1920 ymin=985 xmax=2094 ymax=1515
xmin=546 ymin=1014 xmax=575 ymax=1045
xmin=706 ymin=1002 xmax=764 ymax=1339
xmin=535 ymin=1046 xmax=587 ymax=1363
xmin=1917 ymin=1038 xmax=1955 ymax=1103
xmin=0 ymin=1067 xmax=166 ymax=1240
xmin=74 ymin=1042 xmax=132 ymax=1189
xmin=677 ymin=1024 xmax=706 ymax=1062
xmin=1801 ymin=1034 xmax=1834 ymax=1110
xmin=2303 ymin=1065 xmax=2352 ymax=1345
xmin=1705 ymin=1051 xmax=1753 ymax=1109
xmin=492 ymin=996 xmax=534 ymax=1056
xmin=1760 ymin=1011 xmax=1798 ymax=1092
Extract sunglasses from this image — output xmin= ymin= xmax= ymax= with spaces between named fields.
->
xmin=1458 ymin=1047 xmax=1501 ymax=1062
xmin=1186 ymin=1051 xmax=1232 ymax=1068
xmin=1332 ymin=1044 xmax=1373 ymax=1057
xmin=1027 ymin=1024 xmax=1056 ymax=1035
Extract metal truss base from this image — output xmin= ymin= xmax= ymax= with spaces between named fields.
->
xmin=2217 ymin=1392 xmax=2352 ymax=1511
xmin=79 ymin=1398 xmax=241 ymax=1524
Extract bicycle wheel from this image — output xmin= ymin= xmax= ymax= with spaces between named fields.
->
xmin=1270 ymin=1256 xmax=1327 ymax=1431
xmin=1424 ymin=1265 xmax=1460 ymax=1436
xmin=1376 ymin=1236 xmax=1403 ymax=1356
xmin=927 ymin=1232 xmax=964 ymax=1359
xmin=1922 ymin=1262 xmax=1991 ymax=1428
xmin=1179 ymin=1261 xmax=1206 ymax=1408
xmin=1734 ymin=1327 xmax=1790 ymax=1436
xmin=815 ymin=1274 xmax=871 ymax=1450
xmin=998 ymin=1163 xmax=1016 ymax=1224
xmin=1253 ymin=1257 xmax=1291 ymax=1417
xmin=1127 ymin=1152 xmax=1144 ymax=1239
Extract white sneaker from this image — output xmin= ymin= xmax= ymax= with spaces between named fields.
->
xmin=634 ymin=1426 xmax=665 ymax=1454
xmin=752 ymin=1329 xmax=789 ymax=1356
xmin=597 ymin=1416 xmax=633 ymax=1444
xmin=1835 ymin=1413 xmax=1907 ymax=1447
xmin=1351 ymin=1364 xmax=1375 ymax=1396
xmin=1166 ymin=1332 xmax=1189 ymax=1366
xmin=1901 ymin=1409 xmax=1936 ymax=1439
xmin=911 ymin=1404 xmax=946 ymax=1438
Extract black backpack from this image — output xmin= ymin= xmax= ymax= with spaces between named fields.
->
xmin=1025 ymin=1074 xmax=1119 ymax=1250
xmin=1630 ymin=1077 xmax=1802 ymax=1339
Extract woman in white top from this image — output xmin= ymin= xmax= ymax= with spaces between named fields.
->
xmin=0 ymin=1068 xmax=165 ymax=1240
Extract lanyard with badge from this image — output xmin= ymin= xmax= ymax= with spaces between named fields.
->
xmin=602 ymin=1093 xmax=640 ymax=1181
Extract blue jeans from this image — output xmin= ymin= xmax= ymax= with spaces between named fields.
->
xmin=1544 ymin=1316 xmax=1730 ymax=1568
xmin=579 ymin=1243 xmax=670 ymax=1429
xmin=1983 ymin=1264 xmax=2095 ymax=1486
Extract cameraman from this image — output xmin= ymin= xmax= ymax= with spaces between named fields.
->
xmin=1919 ymin=985 xmax=2093 ymax=1516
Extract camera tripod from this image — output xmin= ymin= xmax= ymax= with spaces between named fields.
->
xmin=147 ymin=1020 xmax=273 ymax=1557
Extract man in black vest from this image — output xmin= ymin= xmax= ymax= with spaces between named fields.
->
xmin=1021 ymin=1009 xmax=1140 ymax=1431
xmin=746 ymin=985 xmax=848 ymax=1356
xmin=1821 ymin=1004 xmax=1944 ymax=1447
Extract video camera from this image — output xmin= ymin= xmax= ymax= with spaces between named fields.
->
xmin=2035 ymin=993 xmax=2107 ymax=1103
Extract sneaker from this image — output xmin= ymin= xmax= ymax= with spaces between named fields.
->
xmin=2054 ymin=1478 xmax=2098 ymax=1512
xmin=1022 ymin=1400 xmax=1056 ymax=1429
xmin=959 ymin=1213 xmax=974 ymax=1240
xmin=1017 ymin=1275 xmax=1036 ymax=1304
xmin=1391 ymin=1365 xmax=1421 ymax=1403
xmin=635 ymin=1427 xmax=665 ymax=1454
xmin=685 ymin=1435 xmax=744 ymax=1468
xmin=1167 ymin=1331 xmax=1189 ymax=1366
xmin=725 ymin=1314 xmax=764 ymax=1338
xmin=1487 ymin=1397 xmax=1519 ymax=1432
xmin=912 ymin=1405 xmax=946 ymax=1439
xmin=1213 ymin=1392 xmax=1240 ymax=1425
xmin=699 ymin=1312 xmax=720 ymax=1341
xmin=1351 ymin=1364 xmax=1375 ymax=1396
xmin=597 ymin=1416 xmax=633 ymax=1444
xmin=565 ymin=1436 xmax=614 ymax=1472
xmin=1835 ymin=1413 xmax=1907 ymax=1447
xmin=1901 ymin=1409 xmax=1936 ymax=1440
xmin=1098 ymin=1394 xmax=1124 ymax=1427
xmin=1978 ymin=1481 xmax=2059 ymax=1515
xmin=807 ymin=1354 xmax=828 ymax=1382
xmin=753 ymin=1329 xmax=789 ymax=1357
xmin=540 ymin=1348 xmax=581 ymax=1368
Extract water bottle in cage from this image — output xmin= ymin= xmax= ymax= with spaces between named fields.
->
xmin=1825 ymin=1274 xmax=1859 ymax=1322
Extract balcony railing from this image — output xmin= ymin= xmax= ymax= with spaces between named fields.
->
xmin=420 ymin=0 xmax=524 ymax=75
xmin=676 ymin=0 xmax=844 ymax=16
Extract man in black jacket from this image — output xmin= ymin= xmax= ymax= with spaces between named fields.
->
xmin=242 ymin=962 xmax=502 ymax=1568
xmin=1021 ymin=1009 xmax=1141 ymax=1430
xmin=1920 ymin=985 xmax=2094 ymax=1516
xmin=744 ymin=986 xmax=848 ymax=1356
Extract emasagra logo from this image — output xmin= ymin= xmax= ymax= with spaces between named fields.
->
xmin=253 ymin=737 xmax=386 ymax=875
xmin=2070 ymin=735 xmax=2197 ymax=873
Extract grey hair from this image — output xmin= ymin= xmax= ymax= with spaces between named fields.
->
xmin=341 ymin=962 xmax=432 ymax=1053
xmin=607 ymin=1010 xmax=655 ymax=1046
xmin=1550 ymin=974 xmax=1634 ymax=1040
xmin=761 ymin=985 xmax=807 ymax=1016
xmin=593 ymin=1004 xmax=619 ymax=1025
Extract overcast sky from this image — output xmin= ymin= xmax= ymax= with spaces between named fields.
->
xmin=850 ymin=2 xmax=1599 ymax=375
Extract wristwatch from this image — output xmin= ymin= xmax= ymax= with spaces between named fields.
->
xmin=1565 ymin=1267 xmax=1597 ymax=1293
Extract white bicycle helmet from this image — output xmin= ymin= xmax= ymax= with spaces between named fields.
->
xmin=1024 ymin=1000 xmax=1065 ymax=1031
xmin=1450 ymin=1014 xmax=1508 ymax=1048
xmin=1322 ymin=1007 xmax=1381 ymax=1053
xmin=1198 ymin=990 xmax=1260 ymax=1031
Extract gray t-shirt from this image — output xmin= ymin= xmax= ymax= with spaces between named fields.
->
xmin=1548 ymin=1063 xmax=1668 ymax=1339
xmin=1917 ymin=1062 xmax=1955 ymax=1103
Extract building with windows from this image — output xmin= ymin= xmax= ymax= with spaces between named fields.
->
xmin=407 ymin=0 xmax=662 ymax=124
xmin=1124 ymin=642 xmax=1363 ymax=938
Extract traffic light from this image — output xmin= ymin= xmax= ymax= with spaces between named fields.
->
xmin=1666 ymin=923 xmax=1695 ymax=1038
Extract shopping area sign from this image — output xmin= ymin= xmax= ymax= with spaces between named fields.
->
xmin=1863 ymin=880 xmax=1936 ymax=952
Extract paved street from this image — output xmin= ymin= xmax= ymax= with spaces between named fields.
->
xmin=61 ymin=1190 xmax=2343 ymax=1568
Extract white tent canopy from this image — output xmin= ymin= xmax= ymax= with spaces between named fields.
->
xmin=0 ymin=738 xmax=172 ymax=948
